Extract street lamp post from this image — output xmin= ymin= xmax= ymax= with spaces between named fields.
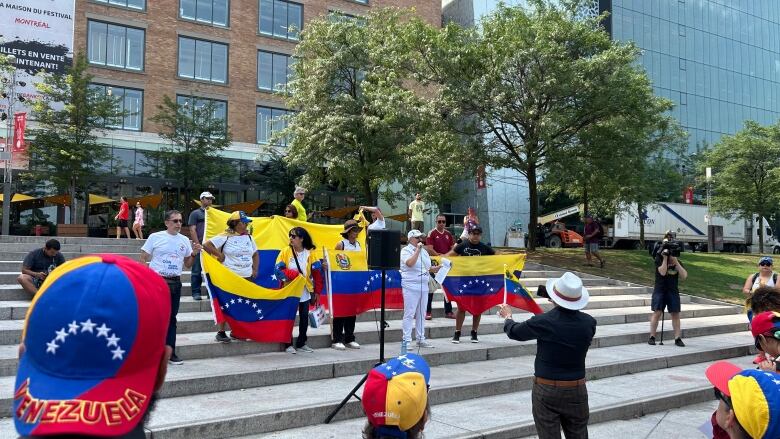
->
xmin=1 ymin=54 xmax=22 ymax=236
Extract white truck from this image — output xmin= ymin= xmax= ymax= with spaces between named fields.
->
xmin=605 ymin=202 xmax=780 ymax=254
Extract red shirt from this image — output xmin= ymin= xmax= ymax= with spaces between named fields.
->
xmin=427 ymin=229 xmax=455 ymax=255
xmin=118 ymin=201 xmax=129 ymax=220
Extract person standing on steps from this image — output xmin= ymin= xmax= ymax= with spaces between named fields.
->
xmin=743 ymin=256 xmax=777 ymax=318
xmin=132 ymin=201 xmax=145 ymax=240
xmin=582 ymin=215 xmax=604 ymax=268
xmin=360 ymin=205 xmax=386 ymax=230
xmin=400 ymin=230 xmax=441 ymax=354
xmin=16 ymin=239 xmax=65 ymax=297
xmin=499 ymin=272 xmax=596 ymax=439
xmin=276 ymin=227 xmax=321 ymax=354
xmin=332 ymin=219 xmax=363 ymax=350
xmin=291 ymin=187 xmax=309 ymax=222
xmin=648 ymin=241 xmax=687 ymax=347
xmin=115 ymin=196 xmax=132 ymax=239
xmin=446 ymin=226 xmax=495 ymax=344
xmin=202 ymin=211 xmax=259 ymax=343
xmin=408 ymin=193 xmax=425 ymax=233
xmin=188 ymin=191 xmax=214 ymax=301
xmin=141 ymin=210 xmax=199 ymax=365
xmin=425 ymin=214 xmax=456 ymax=320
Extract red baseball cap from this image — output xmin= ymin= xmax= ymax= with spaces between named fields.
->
xmin=14 ymin=255 xmax=171 ymax=437
xmin=751 ymin=311 xmax=780 ymax=338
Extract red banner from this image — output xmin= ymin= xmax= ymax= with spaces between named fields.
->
xmin=684 ymin=186 xmax=694 ymax=204
xmin=12 ymin=113 xmax=26 ymax=153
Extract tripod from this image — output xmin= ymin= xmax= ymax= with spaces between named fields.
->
xmin=324 ymin=269 xmax=388 ymax=424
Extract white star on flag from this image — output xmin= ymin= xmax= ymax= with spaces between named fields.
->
xmin=252 ymin=303 xmax=258 ymax=308
xmin=271 ymin=274 xmax=277 ymax=281
xmin=237 ymin=298 xmax=243 ymax=304
xmin=256 ymin=309 xmax=262 ymax=314
xmin=55 ymin=328 xmax=68 ymax=343
xmin=111 ymin=346 xmax=126 ymax=360
xmin=80 ymin=319 xmax=96 ymax=333
xmin=68 ymin=321 xmax=79 ymax=334
xmin=106 ymin=334 xmax=120 ymax=348
xmin=364 ymin=286 xmax=368 ymax=291
xmin=46 ymin=340 xmax=59 ymax=354
xmin=230 ymin=299 xmax=236 ymax=304
xmin=96 ymin=324 xmax=111 ymax=338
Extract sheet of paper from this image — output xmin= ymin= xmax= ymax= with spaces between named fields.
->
xmin=434 ymin=258 xmax=452 ymax=285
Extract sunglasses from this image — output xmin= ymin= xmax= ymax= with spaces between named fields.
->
xmin=285 ymin=209 xmax=293 ymax=213
xmin=755 ymin=331 xmax=780 ymax=349
xmin=760 ymin=262 xmax=773 ymax=266
xmin=289 ymin=234 xmax=301 ymax=239
xmin=168 ymin=219 xmax=183 ymax=223
xmin=713 ymin=388 xmax=732 ymax=410
xmin=437 ymin=220 xmax=446 ymax=224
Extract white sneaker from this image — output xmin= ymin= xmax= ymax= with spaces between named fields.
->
xmin=285 ymin=346 xmax=297 ymax=354
xmin=346 ymin=341 xmax=361 ymax=349
xmin=417 ymin=340 xmax=434 ymax=348
xmin=332 ymin=342 xmax=346 ymax=350
xmin=298 ymin=345 xmax=314 ymax=353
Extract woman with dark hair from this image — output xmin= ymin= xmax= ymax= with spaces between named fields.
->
xmin=203 ymin=211 xmax=259 ymax=343
xmin=276 ymin=226 xmax=321 ymax=354
xmin=115 ymin=196 xmax=131 ymax=239
xmin=284 ymin=204 xmax=299 ymax=219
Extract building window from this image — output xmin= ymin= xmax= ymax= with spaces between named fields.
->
xmin=180 ymin=0 xmax=229 ymax=27
xmin=259 ymin=0 xmax=302 ymax=41
xmin=90 ymin=84 xmax=144 ymax=131
xmin=93 ymin=0 xmax=145 ymax=10
xmin=176 ymin=95 xmax=228 ymax=133
xmin=256 ymin=106 xmax=293 ymax=146
xmin=87 ymin=20 xmax=145 ymax=71
xmin=257 ymin=50 xmax=293 ymax=92
xmin=177 ymin=37 xmax=228 ymax=84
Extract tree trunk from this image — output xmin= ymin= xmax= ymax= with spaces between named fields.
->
xmin=758 ymin=215 xmax=765 ymax=254
xmin=82 ymin=188 xmax=89 ymax=226
xmin=69 ymin=180 xmax=77 ymax=224
xmin=638 ymin=202 xmax=645 ymax=249
xmin=362 ymin=179 xmax=374 ymax=207
xmin=527 ymin=164 xmax=538 ymax=251
xmin=583 ymin=185 xmax=589 ymax=217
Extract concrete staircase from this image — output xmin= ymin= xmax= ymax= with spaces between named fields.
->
xmin=0 ymin=236 xmax=750 ymax=438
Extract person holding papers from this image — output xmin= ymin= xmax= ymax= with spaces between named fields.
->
xmin=400 ymin=230 xmax=442 ymax=354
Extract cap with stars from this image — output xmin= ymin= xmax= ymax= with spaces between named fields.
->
xmin=362 ymin=353 xmax=430 ymax=433
xmin=13 ymin=254 xmax=171 ymax=437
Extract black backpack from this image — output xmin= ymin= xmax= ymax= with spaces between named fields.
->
xmin=751 ymin=272 xmax=778 ymax=287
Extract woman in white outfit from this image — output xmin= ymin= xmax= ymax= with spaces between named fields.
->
xmin=400 ymin=230 xmax=441 ymax=354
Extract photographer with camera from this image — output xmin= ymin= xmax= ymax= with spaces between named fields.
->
xmin=648 ymin=232 xmax=687 ymax=347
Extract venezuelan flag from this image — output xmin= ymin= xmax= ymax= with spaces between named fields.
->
xmin=440 ymin=254 xmax=526 ymax=315
xmin=203 ymin=253 xmax=305 ymax=343
xmin=324 ymin=249 xmax=404 ymax=317
xmin=205 ymin=209 xmax=366 ymax=289
xmin=504 ymin=270 xmax=543 ymax=315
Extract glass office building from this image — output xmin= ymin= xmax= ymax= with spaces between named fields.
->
xmin=446 ymin=0 xmax=780 ymax=152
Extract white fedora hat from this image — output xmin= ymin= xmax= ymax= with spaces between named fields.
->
xmin=545 ymin=272 xmax=590 ymax=311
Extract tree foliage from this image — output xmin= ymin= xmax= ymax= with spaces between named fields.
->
xmin=703 ymin=120 xmax=780 ymax=253
xmin=149 ymin=95 xmax=232 ymax=214
xmin=26 ymin=54 xmax=120 ymax=224
xmin=413 ymin=0 xmax=666 ymax=248
xmin=279 ymin=8 xmax=473 ymax=206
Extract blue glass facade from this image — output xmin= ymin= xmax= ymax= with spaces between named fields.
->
xmin=611 ymin=0 xmax=780 ymax=151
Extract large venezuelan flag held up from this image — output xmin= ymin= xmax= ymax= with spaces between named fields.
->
xmin=440 ymin=254 xmax=533 ymax=315
xmin=203 ymin=253 xmax=305 ymax=343
xmin=504 ymin=269 xmax=543 ymax=315
xmin=324 ymin=249 xmax=404 ymax=317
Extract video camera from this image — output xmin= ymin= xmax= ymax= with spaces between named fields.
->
xmin=659 ymin=239 xmax=682 ymax=258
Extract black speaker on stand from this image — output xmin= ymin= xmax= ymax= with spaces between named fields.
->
xmin=324 ymin=229 xmax=400 ymax=424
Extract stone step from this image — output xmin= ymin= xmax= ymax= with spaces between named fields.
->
xmin=0 ymin=252 xmax=140 ymax=261
xmin=0 ymin=242 xmax=145 ymax=253
xmin=0 ymin=294 xmax=698 ymax=345
xmin=256 ymin=355 xmax=752 ymax=439
xmin=0 ymin=236 xmax=148 ymax=245
xmin=0 ymin=312 xmax=744 ymax=378
xmin=82 ymin=338 xmax=753 ymax=438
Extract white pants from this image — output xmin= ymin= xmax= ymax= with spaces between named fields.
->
xmin=402 ymin=278 xmax=429 ymax=343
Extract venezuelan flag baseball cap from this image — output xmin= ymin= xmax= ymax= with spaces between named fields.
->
xmin=228 ymin=210 xmax=252 ymax=224
xmin=362 ymin=353 xmax=430 ymax=434
xmin=706 ymin=360 xmax=780 ymax=439
xmin=13 ymin=255 xmax=171 ymax=437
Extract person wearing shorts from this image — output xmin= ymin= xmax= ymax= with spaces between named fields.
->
xmin=582 ymin=215 xmax=604 ymax=268
xmin=649 ymin=250 xmax=687 ymax=347
xmin=115 ymin=196 xmax=131 ymax=239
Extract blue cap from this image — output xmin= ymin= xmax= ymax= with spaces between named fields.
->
xmin=760 ymin=256 xmax=773 ymax=266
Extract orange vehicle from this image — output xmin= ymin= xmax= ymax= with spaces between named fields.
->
xmin=536 ymin=205 xmax=585 ymax=248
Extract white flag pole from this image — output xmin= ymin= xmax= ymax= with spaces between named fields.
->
xmin=503 ymin=264 xmax=508 ymax=304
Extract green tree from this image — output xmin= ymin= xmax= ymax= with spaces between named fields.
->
xmin=279 ymin=8 xmax=472 ymax=206
xmin=703 ymin=120 xmax=780 ymax=253
xmin=26 ymin=53 xmax=121 ymax=224
xmin=414 ymin=0 xmax=666 ymax=249
xmin=149 ymin=95 xmax=232 ymax=215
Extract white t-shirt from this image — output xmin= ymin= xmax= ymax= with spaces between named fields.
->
xmin=141 ymin=231 xmax=193 ymax=278
xmin=288 ymin=248 xmax=311 ymax=302
xmin=368 ymin=219 xmax=386 ymax=230
xmin=209 ymin=234 xmax=258 ymax=278
xmin=400 ymin=244 xmax=431 ymax=281
xmin=340 ymin=239 xmax=361 ymax=251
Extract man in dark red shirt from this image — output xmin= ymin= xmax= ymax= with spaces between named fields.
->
xmin=583 ymin=215 xmax=605 ymax=268
xmin=424 ymin=214 xmax=455 ymax=319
